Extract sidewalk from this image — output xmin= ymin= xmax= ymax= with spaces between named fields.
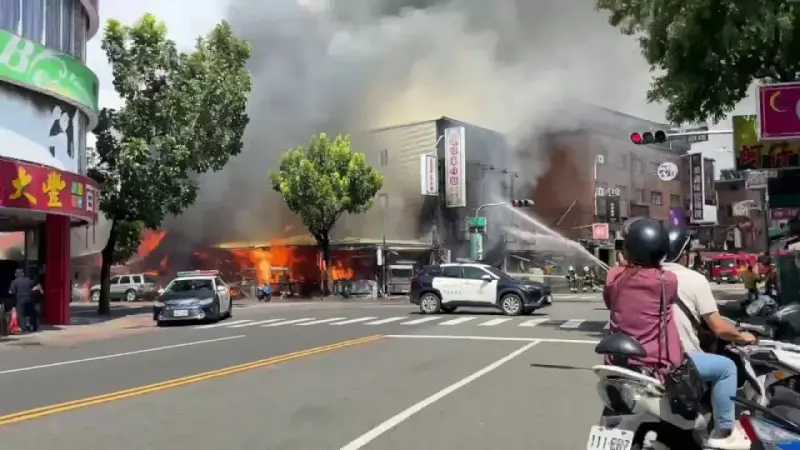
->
xmin=1 ymin=313 xmax=155 ymax=348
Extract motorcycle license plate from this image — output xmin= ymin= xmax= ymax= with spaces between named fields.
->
xmin=586 ymin=426 xmax=634 ymax=450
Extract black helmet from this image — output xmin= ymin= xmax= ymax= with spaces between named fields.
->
xmin=623 ymin=218 xmax=669 ymax=266
xmin=666 ymin=228 xmax=691 ymax=262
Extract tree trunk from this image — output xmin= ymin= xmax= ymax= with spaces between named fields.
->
xmin=321 ymin=234 xmax=331 ymax=296
xmin=98 ymin=220 xmax=118 ymax=316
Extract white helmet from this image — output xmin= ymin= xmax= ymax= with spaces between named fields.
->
xmin=568 ymin=265 xmax=574 ymax=271
xmin=584 ymin=266 xmax=590 ymax=271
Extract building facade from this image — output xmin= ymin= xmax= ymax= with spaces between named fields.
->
xmin=522 ymin=106 xmax=690 ymax=240
xmin=0 ymin=0 xmax=101 ymax=325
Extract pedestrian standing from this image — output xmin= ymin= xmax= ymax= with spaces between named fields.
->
xmin=8 ymin=268 xmax=32 ymax=333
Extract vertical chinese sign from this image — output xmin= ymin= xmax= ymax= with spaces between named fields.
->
xmin=703 ymin=158 xmax=716 ymax=208
xmin=419 ymin=154 xmax=439 ymax=196
xmin=605 ymin=195 xmax=619 ymax=224
xmin=444 ymin=126 xmax=466 ymax=208
xmin=690 ymin=153 xmax=704 ymax=223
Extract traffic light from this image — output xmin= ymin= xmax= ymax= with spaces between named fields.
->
xmin=630 ymin=130 xmax=668 ymax=145
xmin=511 ymin=199 xmax=534 ymax=207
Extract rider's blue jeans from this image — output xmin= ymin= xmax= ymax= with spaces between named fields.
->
xmin=687 ymin=351 xmax=737 ymax=430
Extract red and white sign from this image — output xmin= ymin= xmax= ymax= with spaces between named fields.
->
xmin=592 ymin=223 xmax=609 ymax=240
xmin=444 ymin=126 xmax=466 ymax=208
xmin=419 ymin=154 xmax=438 ymax=196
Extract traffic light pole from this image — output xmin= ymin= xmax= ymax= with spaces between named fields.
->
xmin=470 ymin=202 xmax=507 ymax=261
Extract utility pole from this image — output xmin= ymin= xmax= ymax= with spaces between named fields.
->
xmin=469 ymin=200 xmax=533 ymax=261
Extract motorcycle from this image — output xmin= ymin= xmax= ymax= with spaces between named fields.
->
xmin=734 ymin=385 xmax=800 ymax=449
xmin=588 ymin=333 xmax=778 ymax=450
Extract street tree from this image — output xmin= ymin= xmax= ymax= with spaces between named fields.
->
xmin=596 ymin=0 xmax=800 ymax=124
xmin=90 ymin=14 xmax=251 ymax=314
xmin=270 ymin=134 xmax=384 ymax=294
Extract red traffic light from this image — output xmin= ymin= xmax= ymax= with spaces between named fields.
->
xmin=630 ymin=132 xmax=643 ymax=144
xmin=511 ymin=199 xmax=533 ymax=207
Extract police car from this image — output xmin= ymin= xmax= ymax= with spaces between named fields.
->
xmin=409 ymin=263 xmax=551 ymax=316
xmin=153 ymin=270 xmax=233 ymax=326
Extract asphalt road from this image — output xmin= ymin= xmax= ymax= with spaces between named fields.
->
xmin=0 ymin=283 xmax=746 ymax=449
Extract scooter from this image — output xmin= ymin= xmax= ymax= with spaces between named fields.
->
xmin=588 ymin=333 xmax=776 ymax=450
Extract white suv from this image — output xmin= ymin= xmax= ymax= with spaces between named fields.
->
xmin=90 ymin=274 xmax=159 ymax=302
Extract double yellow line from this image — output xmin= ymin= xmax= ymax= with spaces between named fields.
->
xmin=0 ymin=334 xmax=384 ymax=426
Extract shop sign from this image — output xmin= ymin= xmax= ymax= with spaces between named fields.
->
xmin=733 ymin=115 xmax=800 ymax=170
xmin=0 ymin=158 xmax=99 ymax=221
xmin=419 ymin=154 xmax=438 ymax=196
xmin=444 ymin=126 xmax=466 ymax=208
xmin=605 ymin=196 xmax=619 ymax=224
xmin=592 ymin=223 xmax=609 ymax=240
xmin=772 ymin=207 xmax=800 ymax=220
xmin=657 ymin=161 xmax=679 ymax=181
xmin=689 ymin=153 xmax=704 ymax=222
xmin=0 ymin=30 xmax=99 ymax=125
xmin=758 ymin=82 xmax=800 ymax=141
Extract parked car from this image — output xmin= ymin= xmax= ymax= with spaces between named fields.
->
xmin=89 ymin=274 xmax=159 ymax=302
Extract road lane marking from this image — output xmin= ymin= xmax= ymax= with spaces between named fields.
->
xmin=0 ymin=334 xmax=385 ymax=426
xmin=365 ymin=317 xmax=405 ymax=325
xmin=560 ymin=319 xmax=584 ymax=329
xmin=339 ymin=340 xmax=540 ymax=450
xmin=195 ymin=319 xmax=252 ymax=329
xmin=385 ymin=334 xmax=599 ymax=344
xmin=439 ymin=316 xmax=475 ymax=325
xmin=0 ymin=335 xmax=246 ymax=375
xmin=262 ymin=318 xmax=315 ymax=327
xmin=229 ymin=319 xmax=284 ymax=328
xmin=519 ymin=318 xmax=548 ymax=327
xmin=401 ymin=317 xmax=440 ymax=325
xmin=479 ymin=318 xmax=512 ymax=327
xmin=296 ymin=317 xmax=346 ymax=326
xmin=331 ymin=317 xmax=376 ymax=325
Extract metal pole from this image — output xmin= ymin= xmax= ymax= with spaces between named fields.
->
xmin=667 ymin=130 xmax=733 ymax=138
xmin=762 ymin=188 xmax=771 ymax=253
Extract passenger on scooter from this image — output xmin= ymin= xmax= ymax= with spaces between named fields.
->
xmin=664 ymin=227 xmax=755 ymax=450
xmin=604 ymin=218 xmax=684 ymax=379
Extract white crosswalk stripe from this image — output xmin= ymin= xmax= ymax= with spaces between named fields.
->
xmin=519 ymin=318 xmax=549 ymax=327
xmin=365 ymin=317 xmax=406 ymax=325
xmin=186 ymin=315 xmax=612 ymax=331
xmin=560 ymin=319 xmax=585 ymax=329
xmin=195 ymin=319 xmax=252 ymax=329
xmin=262 ymin=318 xmax=315 ymax=327
xmin=331 ymin=317 xmax=377 ymax=325
xmin=401 ymin=317 xmax=440 ymax=325
xmin=229 ymin=318 xmax=284 ymax=328
xmin=296 ymin=317 xmax=346 ymax=326
xmin=439 ymin=316 xmax=476 ymax=326
xmin=479 ymin=318 xmax=512 ymax=327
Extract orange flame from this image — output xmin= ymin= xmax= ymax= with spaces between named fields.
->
xmin=330 ymin=260 xmax=355 ymax=281
xmin=138 ymin=230 xmax=167 ymax=260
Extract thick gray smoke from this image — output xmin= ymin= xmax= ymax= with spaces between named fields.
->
xmin=169 ymin=0 xmax=666 ymax=245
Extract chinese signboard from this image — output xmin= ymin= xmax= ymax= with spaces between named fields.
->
xmin=444 ymin=126 xmax=466 ymax=208
xmin=745 ymin=169 xmax=778 ymax=190
xmin=0 ymin=158 xmax=99 ymax=221
xmin=657 ymin=161 xmax=678 ymax=181
xmin=772 ymin=208 xmax=800 ymax=220
xmin=605 ymin=196 xmax=619 ymax=224
xmin=419 ymin=154 xmax=438 ymax=196
xmin=703 ymin=158 xmax=716 ymax=206
xmin=733 ymin=115 xmax=800 ymax=170
xmin=758 ymin=82 xmax=800 ymax=141
xmin=690 ymin=153 xmax=704 ymax=222
xmin=592 ymin=223 xmax=609 ymax=240
xmin=732 ymin=200 xmax=755 ymax=217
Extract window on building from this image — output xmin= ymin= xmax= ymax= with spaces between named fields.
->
xmin=649 ymin=161 xmax=661 ymax=174
xmin=45 ymin=0 xmax=60 ymax=50
xmin=379 ymin=149 xmax=389 ymax=166
xmin=21 ymin=0 xmax=44 ymax=42
xmin=670 ymin=194 xmax=681 ymax=206
xmin=651 ymin=191 xmax=663 ymax=206
xmin=634 ymin=188 xmax=645 ymax=203
xmin=633 ymin=157 xmax=644 ymax=174
xmin=616 ymin=185 xmax=627 ymax=200
xmin=596 ymin=150 xmax=608 ymax=164
xmin=617 ymin=154 xmax=628 ymax=170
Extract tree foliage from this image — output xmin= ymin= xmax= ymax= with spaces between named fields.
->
xmin=596 ymin=0 xmax=800 ymax=124
xmin=91 ymin=14 xmax=251 ymax=313
xmin=270 ymin=134 xmax=384 ymax=293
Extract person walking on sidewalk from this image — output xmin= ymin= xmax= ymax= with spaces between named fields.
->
xmin=8 ymin=268 xmax=33 ymax=333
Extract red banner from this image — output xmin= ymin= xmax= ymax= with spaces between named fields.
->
xmin=0 ymin=158 xmax=100 ymax=222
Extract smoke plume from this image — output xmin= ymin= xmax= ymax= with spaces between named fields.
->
xmin=169 ymin=0 xmax=666 ymax=245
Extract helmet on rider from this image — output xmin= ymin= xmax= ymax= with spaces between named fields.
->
xmin=665 ymin=227 xmax=691 ymax=263
xmin=622 ymin=217 xmax=669 ymax=267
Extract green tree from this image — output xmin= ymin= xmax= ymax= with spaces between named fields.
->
xmin=596 ymin=0 xmax=800 ymax=124
xmin=270 ymin=134 xmax=384 ymax=294
xmin=90 ymin=14 xmax=251 ymax=314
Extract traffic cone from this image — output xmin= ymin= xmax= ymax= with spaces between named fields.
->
xmin=9 ymin=307 xmax=20 ymax=334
